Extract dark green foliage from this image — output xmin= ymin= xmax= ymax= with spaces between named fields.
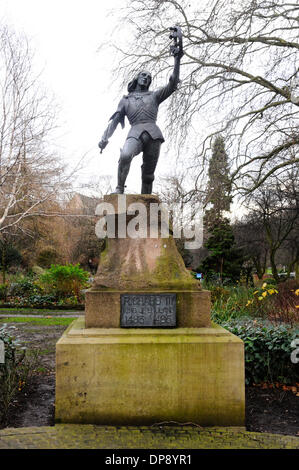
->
xmin=205 ymin=136 xmax=232 ymax=228
xmin=1 ymin=265 xmax=90 ymax=307
xmin=200 ymin=137 xmax=244 ymax=283
xmin=6 ymin=276 xmax=58 ymax=307
xmin=20 ymin=293 xmax=57 ymax=307
xmin=199 ymin=218 xmax=244 ymax=283
xmin=0 ymin=243 xmax=22 ymax=271
xmin=220 ymin=319 xmax=299 ymax=385
xmin=9 ymin=277 xmax=38 ymax=297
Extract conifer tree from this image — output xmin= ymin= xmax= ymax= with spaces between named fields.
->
xmin=204 ymin=136 xmax=232 ymax=229
xmin=199 ymin=137 xmax=243 ymax=283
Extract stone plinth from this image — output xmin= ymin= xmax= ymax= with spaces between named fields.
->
xmin=85 ymin=289 xmax=211 ymax=328
xmin=55 ymin=317 xmax=245 ymax=426
xmin=86 ymin=194 xmax=209 ymax=328
xmin=93 ymin=194 xmax=200 ymax=291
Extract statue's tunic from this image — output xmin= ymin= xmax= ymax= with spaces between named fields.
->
xmin=110 ymin=77 xmax=178 ymax=143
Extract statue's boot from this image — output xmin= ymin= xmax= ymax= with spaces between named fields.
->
xmin=141 ymin=181 xmax=153 ymax=194
xmin=112 ymin=158 xmax=131 ymax=194
xmin=112 ymin=186 xmax=125 ymax=194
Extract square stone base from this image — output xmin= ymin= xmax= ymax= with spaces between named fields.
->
xmin=55 ymin=317 xmax=245 ymax=426
xmin=85 ymin=289 xmax=211 ymax=328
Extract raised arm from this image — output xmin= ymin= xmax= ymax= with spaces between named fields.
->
xmin=155 ymin=26 xmax=184 ymax=105
xmin=98 ymin=98 xmax=126 ymax=153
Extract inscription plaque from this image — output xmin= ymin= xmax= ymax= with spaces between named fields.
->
xmin=120 ymin=294 xmax=176 ymax=327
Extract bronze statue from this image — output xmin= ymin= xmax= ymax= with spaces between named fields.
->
xmin=98 ymin=26 xmax=184 ymax=194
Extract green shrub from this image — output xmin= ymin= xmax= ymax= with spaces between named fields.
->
xmin=0 ymin=284 xmax=7 ymax=300
xmin=23 ymin=293 xmax=57 ymax=307
xmin=39 ymin=264 xmax=89 ymax=300
xmin=220 ymin=319 xmax=299 ymax=385
xmin=9 ymin=276 xmax=39 ymax=297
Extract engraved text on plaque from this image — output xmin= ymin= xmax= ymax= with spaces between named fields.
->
xmin=120 ymin=294 xmax=176 ymax=327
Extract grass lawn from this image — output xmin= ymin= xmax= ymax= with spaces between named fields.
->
xmin=0 ymin=316 xmax=76 ymax=326
xmin=0 ymin=308 xmax=82 ymax=315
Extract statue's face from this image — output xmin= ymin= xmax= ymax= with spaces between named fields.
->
xmin=137 ymin=71 xmax=152 ymax=89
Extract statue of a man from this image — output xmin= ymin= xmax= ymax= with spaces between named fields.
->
xmin=98 ymin=27 xmax=184 ymax=194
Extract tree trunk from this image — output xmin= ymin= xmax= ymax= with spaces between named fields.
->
xmin=269 ymin=250 xmax=279 ymax=282
xmin=2 ymin=246 xmax=7 ymax=302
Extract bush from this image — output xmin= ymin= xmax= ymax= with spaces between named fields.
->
xmin=0 ymin=244 xmax=23 ymax=271
xmin=220 ymin=319 xmax=299 ymax=385
xmin=39 ymin=264 xmax=89 ymax=300
xmin=20 ymin=293 xmax=58 ymax=307
xmin=9 ymin=277 xmax=38 ymax=296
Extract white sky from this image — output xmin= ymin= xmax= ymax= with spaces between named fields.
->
xmin=1 ymin=0 xmax=176 ymax=194
xmin=0 ymin=0 xmax=248 ymax=219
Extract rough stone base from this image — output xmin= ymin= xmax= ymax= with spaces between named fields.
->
xmin=2 ymin=424 xmax=299 ymax=449
xmin=85 ymin=289 xmax=211 ymax=328
xmin=55 ymin=317 xmax=245 ymax=426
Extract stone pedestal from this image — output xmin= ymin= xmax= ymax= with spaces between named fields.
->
xmin=86 ymin=194 xmax=210 ymax=328
xmin=85 ymin=290 xmax=211 ymax=328
xmin=55 ymin=194 xmax=245 ymax=426
xmin=56 ymin=317 xmax=245 ymax=426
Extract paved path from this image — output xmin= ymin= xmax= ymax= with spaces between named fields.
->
xmin=0 ymin=425 xmax=298 ymax=449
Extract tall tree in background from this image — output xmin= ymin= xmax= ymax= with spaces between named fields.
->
xmin=112 ymin=0 xmax=299 ymax=194
xmin=199 ymin=136 xmax=243 ymax=283
xmin=204 ymin=135 xmax=232 ymax=229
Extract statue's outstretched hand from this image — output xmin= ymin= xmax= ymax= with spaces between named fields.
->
xmin=169 ymin=26 xmax=184 ymax=59
xmin=98 ymin=139 xmax=108 ymax=153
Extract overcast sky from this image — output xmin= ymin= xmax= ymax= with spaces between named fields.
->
xmin=1 ymin=0 xmax=176 ymax=194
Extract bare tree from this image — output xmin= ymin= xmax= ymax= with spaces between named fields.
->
xmin=237 ymin=171 xmax=299 ymax=281
xmin=110 ymin=0 xmax=299 ymax=194
xmin=0 ymin=25 xmax=66 ymax=238
xmin=78 ymin=175 xmax=113 ymax=199
xmin=234 ymin=216 xmax=269 ymax=279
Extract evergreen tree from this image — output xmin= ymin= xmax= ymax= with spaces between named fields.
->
xmin=204 ymin=136 xmax=232 ymax=229
xmin=199 ymin=218 xmax=243 ymax=284
xmin=199 ymin=137 xmax=243 ymax=283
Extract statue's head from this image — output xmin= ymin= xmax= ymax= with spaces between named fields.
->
xmin=128 ymin=71 xmax=152 ymax=92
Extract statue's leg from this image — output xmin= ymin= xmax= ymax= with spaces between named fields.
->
xmin=140 ymin=136 xmax=161 ymax=194
xmin=114 ymin=138 xmax=142 ymax=193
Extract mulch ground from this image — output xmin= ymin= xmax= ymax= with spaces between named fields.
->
xmin=246 ymin=386 xmax=298 ymax=436
xmin=1 ymin=321 xmax=298 ymax=436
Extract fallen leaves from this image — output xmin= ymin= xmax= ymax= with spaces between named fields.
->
xmin=253 ymin=382 xmax=299 ymax=394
